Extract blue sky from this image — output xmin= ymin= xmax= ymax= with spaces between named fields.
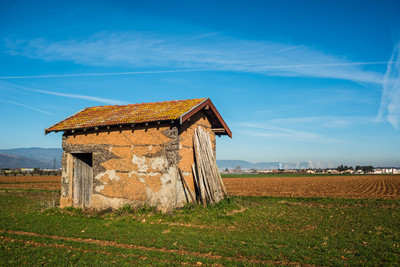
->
xmin=0 ymin=0 xmax=399 ymax=168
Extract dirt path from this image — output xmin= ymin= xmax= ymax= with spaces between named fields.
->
xmin=0 ymin=229 xmax=308 ymax=266
xmin=0 ymin=236 xmax=175 ymax=265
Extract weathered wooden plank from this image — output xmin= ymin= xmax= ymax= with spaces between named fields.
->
xmin=73 ymin=158 xmax=81 ymax=206
xmin=195 ymin=130 xmax=213 ymax=203
xmin=197 ymin=126 xmax=222 ymax=202
xmin=67 ymin=153 xmax=73 ymax=201
xmin=72 ymin=153 xmax=93 ymax=208
xmin=178 ymin=167 xmax=196 ymax=203
xmin=193 ymin=133 xmax=207 ymax=206
xmin=191 ymin=164 xmax=200 ymax=203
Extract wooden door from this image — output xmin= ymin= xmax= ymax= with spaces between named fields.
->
xmin=72 ymin=153 xmax=93 ymax=208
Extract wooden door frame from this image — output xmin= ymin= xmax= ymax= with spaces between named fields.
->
xmin=70 ymin=152 xmax=93 ymax=208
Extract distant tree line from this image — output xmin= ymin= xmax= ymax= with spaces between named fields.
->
xmin=336 ymin=165 xmax=353 ymax=172
xmin=336 ymin=165 xmax=374 ymax=173
xmin=0 ymin=168 xmax=61 ymax=176
xmin=355 ymin=166 xmax=374 ymax=173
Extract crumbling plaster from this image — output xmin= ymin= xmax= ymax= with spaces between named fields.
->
xmin=60 ymin=112 xmax=216 ymax=212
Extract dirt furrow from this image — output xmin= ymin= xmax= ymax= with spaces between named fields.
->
xmin=382 ymin=179 xmax=388 ymax=195
xmin=0 ymin=236 xmax=176 ymax=265
xmin=388 ymin=178 xmax=399 ymax=195
xmin=0 ymin=229 xmax=309 ymax=266
xmin=352 ymin=180 xmax=370 ymax=194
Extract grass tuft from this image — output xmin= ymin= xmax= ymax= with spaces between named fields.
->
xmin=40 ymin=198 xmax=59 ymax=210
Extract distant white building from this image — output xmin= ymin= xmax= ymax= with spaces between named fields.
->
xmin=20 ymin=168 xmax=34 ymax=172
xmin=327 ymin=169 xmax=339 ymax=174
xmin=374 ymin=168 xmax=400 ymax=174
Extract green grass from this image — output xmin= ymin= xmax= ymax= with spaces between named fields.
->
xmin=0 ymin=189 xmax=399 ymax=265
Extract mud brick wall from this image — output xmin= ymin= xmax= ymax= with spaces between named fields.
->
xmin=60 ymin=111 xmax=216 ymax=211
xmin=60 ymin=123 xmax=187 ymax=212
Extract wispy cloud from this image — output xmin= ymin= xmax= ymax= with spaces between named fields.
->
xmin=0 ymin=81 xmax=127 ymax=105
xmin=236 ymin=122 xmax=338 ymax=142
xmin=0 ymin=99 xmax=55 ymax=115
xmin=31 ymin=89 xmax=128 ymax=105
xmin=265 ymin=115 xmax=377 ymax=128
xmin=0 ymin=69 xmax=203 ymax=79
xmin=5 ymin=32 xmax=386 ymax=84
xmin=378 ymin=41 xmax=400 ymax=129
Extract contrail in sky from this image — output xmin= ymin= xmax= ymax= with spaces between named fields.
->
xmin=0 ymin=100 xmax=55 ymax=115
xmin=379 ymin=42 xmax=400 ymax=129
xmin=0 ymin=81 xmax=127 ymax=105
xmin=0 ymin=62 xmax=396 ymax=79
xmin=0 ymin=69 xmax=204 ymax=79
xmin=32 ymin=89 xmax=128 ymax=105
xmin=251 ymin=61 xmax=398 ymax=69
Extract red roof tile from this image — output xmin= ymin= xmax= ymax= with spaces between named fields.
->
xmin=45 ymin=98 xmax=206 ymax=133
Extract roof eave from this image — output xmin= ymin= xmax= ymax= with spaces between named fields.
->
xmin=44 ymin=118 xmax=179 ymax=135
xmin=44 ymin=107 xmax=88 ymax=135
xmin=179 ymin=98 xmax=232 ymax=138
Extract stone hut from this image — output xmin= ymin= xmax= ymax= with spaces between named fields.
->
xmin=45 ymin=98 xmax=231 ymax=212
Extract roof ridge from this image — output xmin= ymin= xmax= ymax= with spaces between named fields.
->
xmin=92 ymin=98 xmax=205 ymax=109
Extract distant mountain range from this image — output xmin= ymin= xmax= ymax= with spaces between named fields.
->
xmin=0 ymin=147 xmax=312 ymax=170
xmin=216 ymin=160 xmax=280 ymax=170
xmin=0 ymin=148 xmax=62 ymax=169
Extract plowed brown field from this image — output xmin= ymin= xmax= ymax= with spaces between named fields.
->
xmin=2 ymin=175 xmax=400 ymax=199
xmin=0 ymin=176 xmax=60 ymax=190
xmin=223 ymin=175 xmax=400 ymax=199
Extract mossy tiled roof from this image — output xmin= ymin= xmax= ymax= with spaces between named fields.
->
xmin=45 ymin=98 xmax=206 ymax=133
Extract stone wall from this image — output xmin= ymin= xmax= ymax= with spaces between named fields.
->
xmin=60 ymin=122 xmax=187 ymax=212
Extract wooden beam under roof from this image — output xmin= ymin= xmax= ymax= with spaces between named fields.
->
xmin=180 ymin=98 xmax=232 ymax=138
